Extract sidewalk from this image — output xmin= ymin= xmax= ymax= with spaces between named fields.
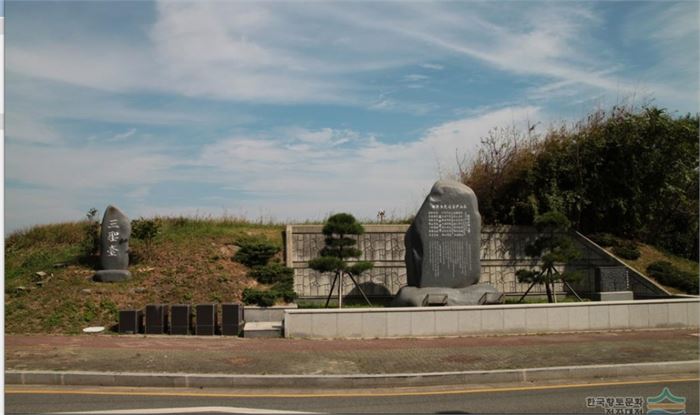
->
xmin=6 ymin=329 xmax=698 ymax=376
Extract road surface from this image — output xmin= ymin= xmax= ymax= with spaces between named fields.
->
xmin=5 ymin=378 xmax=698 ymax=414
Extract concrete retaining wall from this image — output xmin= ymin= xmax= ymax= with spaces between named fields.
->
xmin=243 ymin=305 xmax=298 ymax=322
xmin=283 ymin=298 xmax=699 ymax=339
xmin=286 ymin=224 xmax=670 ymax=299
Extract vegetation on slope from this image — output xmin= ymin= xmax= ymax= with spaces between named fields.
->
xmin=5 ymin=217 xmax=284 ymax=334
xmin=460 ymin=106 xmax=699 ymax=261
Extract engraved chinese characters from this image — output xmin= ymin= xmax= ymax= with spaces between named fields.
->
xmin=94 ymin=205 xmax=132 ymax=282
xmin=393 ymin=180 xmax=499 ymax=306
xmin=405 ymin=180 xmax=481 ymax=288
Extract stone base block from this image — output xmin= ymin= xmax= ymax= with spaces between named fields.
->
xmin=592 ymin=291 xmax=634 ymax=301
xmin=390 ymin=283 xmax=501 ymax=307
xmin=94 ymin=270 xmax=131 ymax=282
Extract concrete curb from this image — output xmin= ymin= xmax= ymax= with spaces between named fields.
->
xmin=6 ymin=361 xmax=699 ymax=389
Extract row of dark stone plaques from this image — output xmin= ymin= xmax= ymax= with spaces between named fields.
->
xmin=119 ymin=303 xmax=244 ymax=336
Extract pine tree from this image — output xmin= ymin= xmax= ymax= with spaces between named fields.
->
xmin=516 ymin=211 xmax=582 ymax=303
xmin=309 ymin=213 xmax=373 ymax=308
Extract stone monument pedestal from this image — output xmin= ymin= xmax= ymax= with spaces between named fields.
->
xmin=94 ymin=270 xmax=131 ymax=282
xmin=592 ymin=291 xmax=634 ymax=301
xmin=392 ymin=283 xmax=502 ymax=307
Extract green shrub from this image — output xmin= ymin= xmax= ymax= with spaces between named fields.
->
xmin=80 ymin=208 xmax=101 ymax=258
xmin=249 ymin=262 xmax=293 ymax=284
xmin=172 ymin=216 xmax=189 ymax=227
xmin=242 ymin=288 xmax=276 ymax=307
xmin=511 ymin=199 xmax=537 ymax=225
xmin=611 ymin=241 xmax=640 ymax=260
xmin=271 ymin=281 xmax=297 ymax=303
xmin=242 ymin=277 xmax=296 ymax=306
xmin=461 ymin=107 xmax=699 ymax=261
xmin=647 ymin=261 xmax=699 ymax=294
xmin=234 ymin=238 xmax=280 ymax=267
xmin=589 ymin=233 xmax=618 ymax=247
xmin=277 ymin=289 xmax=297 ymax=303
xmin=132 ymin=218 xmax=161 ymax=242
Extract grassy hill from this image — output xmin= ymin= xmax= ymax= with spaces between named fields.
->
xmin=605 ymin=242 xmax=699 ymax=295
xmin=5 ymin=218 xmax=284 ymax=334
xmin=5 ymin=218 xmax=698 ymax=334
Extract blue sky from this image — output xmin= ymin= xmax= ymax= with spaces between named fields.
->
xmin=4 ymin=1 xmax=699 ymax=233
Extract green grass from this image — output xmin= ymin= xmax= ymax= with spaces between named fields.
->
xmin=4 ymin=218 xmax=285 ymax=334
xmin=608 ymin=243 xmax=699 ymax=294
xmin=6 ymin=218 xmax=698 ymax=334
xmin=505 ymin=296 xmax=588 ymax=304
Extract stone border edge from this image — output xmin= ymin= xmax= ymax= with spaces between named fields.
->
xmin=6 ymin=361 xmax=699 ymax=389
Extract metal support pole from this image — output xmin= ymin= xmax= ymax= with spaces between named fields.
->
xmin=346 ymin=272 xmax=373 ymax=306
xmin=324 ymin=272 xmax=338 ymax=308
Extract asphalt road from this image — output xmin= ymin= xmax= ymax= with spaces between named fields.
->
xmin=5 ymin=378 xmax=698 ymax=414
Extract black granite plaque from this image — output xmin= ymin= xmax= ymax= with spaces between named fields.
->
xmin=170 ymin=304 xmax=191 ymax=335
xmin=196 ymin=304 xmax=217 ymax=335
xmin=595 ymin=267 xmax=629 ymax=292
xmin=94 ymin=205 xmax=132 ymax=282
xmin=221 ymin=303 xmax=244 ymax=336
xmin=145 ymin=304 xmax=168 ymax=334
xmin=119 ymin=309 xmax=143 ymax=334
xmin=405 ymin=180 xmax=481 ymax=288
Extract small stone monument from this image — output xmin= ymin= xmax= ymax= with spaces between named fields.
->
xmin=393 ymin=180 xmax=500 ymax=306
xmin=94 ymin=205 xmax=132 ymax=282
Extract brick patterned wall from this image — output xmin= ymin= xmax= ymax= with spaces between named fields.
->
xmin=285 ymin=224 xmax=670 ymax=299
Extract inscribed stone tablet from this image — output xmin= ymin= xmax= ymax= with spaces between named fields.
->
xmin=99 ymin=205 xmax=131 ymax=271
xmin=405 ymin=180 xmax=481 ymax=288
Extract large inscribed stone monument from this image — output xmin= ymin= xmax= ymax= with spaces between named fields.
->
xmin=94 ymin=205 xmax=132 ymax=282
xmin=393 ymin=180 xmax=500 ymax=306
xmin=405 ymin=180 xmax=481 ymax=288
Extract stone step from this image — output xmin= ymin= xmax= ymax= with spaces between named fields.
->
xmin=243 ymin=321 xmax=283 ymax=338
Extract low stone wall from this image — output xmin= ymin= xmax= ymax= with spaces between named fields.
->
xmin=285 ymin=224 xmax=670 ymax=299
xmin=283 ymin=298 xmax=699 ymax=339
xmin=243 ymin=305 xmax=298 ymax=322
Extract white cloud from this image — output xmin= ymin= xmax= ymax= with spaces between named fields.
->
xmin=196 ymin=106 xmax=540 ymax=220
xmin=290 ymin=127 xmax=359 ymax=146
xmin=403 ymin=74 xmax=429 ymax=82
xmin=5 ymin=188 xmax=88 ymax=234
xmin=110 ymin=128 xmax=137 ymax=141
xmin=5 ymin=113 xmax=62 ymax=144
xmin=8 ymin=1 xmax=679 ymax=107
xmin=4 ymin=105 xmax=542 ymax=232
xmin=420 ymin=63 xmax=444 ymax=70
xmin=8 ymin=43 xmax=155 ymax=93
xmin=5 ymin=142 xmax=174 ymax=190
xmin=621 ymin=2 xmax=699 ymax=110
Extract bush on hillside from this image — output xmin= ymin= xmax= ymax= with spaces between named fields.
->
xmin=611 ymin=241 xmax=641 ymax=260
xmin=80 ymin=208 xmax=101 ymax=258
xmin=460 ymin=106 xmax=699 ymax=260
xmin=589 ymin=233 xmax=618 ymax=247
xmin=234 ymin=238 xmax=280 ymax=267
xmin=647 ymin=261 xmax=699 ymax=294
xmin=242 ymin=288 xmax=277 ymax=307
xmin=242 ymin=282 xmax=296 ymax=306
xmin=238 ymin=236 xmax=294 ymax=306
xmin=132 ymin=218 xmax=161 ymax=242
xmin=249 ymin=262 xmax=294 ymax=284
